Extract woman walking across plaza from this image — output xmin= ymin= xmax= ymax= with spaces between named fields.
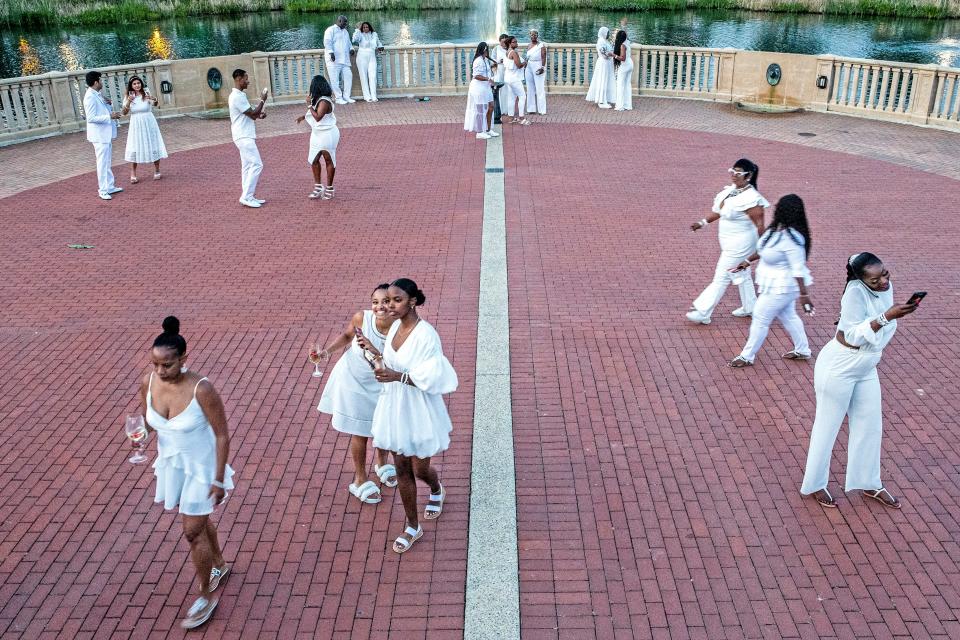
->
xmin=586 ymin=27 xmax=615 ymax=109
xmin=121 ymin=75 xmax=167 ymax=183
xmin=316 ymin=284 xmax=399 ymax=504
xmin=524 ymin=29 xmax=548 ymax=116
xmin=800 ymin=253 xmax=920 ymax=509
xmin=728 ymin=194 xmax=814 ymax=367
xmin=296 ymin=75 xmax=339 ymax=200
xmin=353 ymin=21 xmax=384 ymax=102
xmin=687 ymin=159 xmax=767 ymax=324
xmin=357 ymin=279 xmax=458 ymax=553
xmin=138 ymin=316 xmax=235 ymax=629
xmin=612 ymin=29 xmax=634 ymax=111
xmin=464 ymin=42 xmax=497 ymax=140
xmin=504 ymin=36 xmax=530 ymax=125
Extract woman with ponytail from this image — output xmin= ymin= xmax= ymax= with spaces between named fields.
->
xmin=356 ymin=278 xmax=458 ymax=553
xmin=729 ymin=194 xmax=814 ymax=367
xmin=138 ymin=316 xmax=235 ymax=629
xmin=688 ymin=158 xmax=767 ymax=324
xmin=800 ymin=253 xmax=920 ymax=509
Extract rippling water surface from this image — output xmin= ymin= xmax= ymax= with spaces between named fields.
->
xmin=2 ymin=9 xmax=959 ymax=78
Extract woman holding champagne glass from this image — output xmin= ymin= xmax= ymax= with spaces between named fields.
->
xmin=137 ymin=316 xmax=234 ymax=630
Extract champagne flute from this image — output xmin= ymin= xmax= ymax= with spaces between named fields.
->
xmin=124 ymin=414 xmax=149 ymax=464
xmin=308 ymin=342 xmax=326 ymax=378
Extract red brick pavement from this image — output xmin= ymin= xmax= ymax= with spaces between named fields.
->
xmin=503 ymin=124 xmax=960 ymax=639
xmin=0 ymin=124 xmax=482 ymax=638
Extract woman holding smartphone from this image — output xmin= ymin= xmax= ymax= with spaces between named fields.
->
xmin=316 ymin=284 xmax=399 ymax=503
xmin=121 ymin=75 xmax=167 ymax=183
xmin=800 ymin=252 xmax=920 ymax=509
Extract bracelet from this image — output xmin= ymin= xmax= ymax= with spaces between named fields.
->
xmin=400 ymin=372 xmax=409 ymax=385
xmin=876 ymin=312 xmax=890 ymax=327
xmin=212 ymin=480 xmax=226 ymax=489
xmin=699 ymin=218 xmax=708 ymax=227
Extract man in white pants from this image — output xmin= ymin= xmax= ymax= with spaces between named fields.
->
xmin=83 ymin=71 xmax=123 ymax=201
xmin=324 ymin=15 xmax=355 ymax=105
xmin=229 ymin=69 xmax=268 ymax=208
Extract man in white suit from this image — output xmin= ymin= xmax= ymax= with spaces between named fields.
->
xmin=83 ymin=71 xmax=123 ymax=201
xmin=323 ymin=15 xmax=355 ymax=104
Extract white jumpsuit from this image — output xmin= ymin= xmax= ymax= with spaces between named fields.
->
xmin=525 ymin=42 xmax=547 ymax=115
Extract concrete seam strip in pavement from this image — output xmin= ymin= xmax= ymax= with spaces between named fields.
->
xmin=464 ymin=129 xmax=520 ymax=640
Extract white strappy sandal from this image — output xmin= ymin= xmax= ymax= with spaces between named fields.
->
xmin=321 ymin=185 xmax=335 ymax=200
xmin=308 ymin=184 xmax=324 ymax=199
xmin=393 ymin=524 xmax=423 ymax=554
xmin=424 ymin=484 xmax=445 ymax=520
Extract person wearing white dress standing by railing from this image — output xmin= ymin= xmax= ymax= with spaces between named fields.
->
xmin=353 ymin=22 xmax=384 ymax=102
xmin=524 ymin=30 xmax=547 ymax=116
xmin=586 ymin=27 xmax=615 ymax=109
xmin=728 ymin=195 xmax=814 ymax=367
xmin=228 ymin=69 xmax=268 ymax=208
xmin=503 ymin=36 xmax=530 ymax=125
xmin=324 ymin=15 xmax=355 ymax=104
xmin=121 ymin=75 xmax=168 ymax=184
xmin=464 ymin=42 xmax=498 ymax=140
xmin=687 ymin=159 xmax=767 ymax=324
xmin=83 ymin=70 xmax=123 ymax=201
xmin=296 ymin=75 xmax=340 ymax=200
xmin=612 ymin=30 xmax=634 ymax=112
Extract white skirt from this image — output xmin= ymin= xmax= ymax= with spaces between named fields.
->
xmin=124 ymin=111 xmax=168 ymax=163
xmin=464 ymin=79 xmax=492 ymax=133
xmin=309 ymin=126 xmax=340 ymax=166
xmin=372 ymin=382 xmax=452 ymax=458
xmin=317 ymin=349 xmax=381 ymax=437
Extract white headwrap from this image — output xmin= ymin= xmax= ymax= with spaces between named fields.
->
xmin=597 ymin=27 xmax=609 ymax=44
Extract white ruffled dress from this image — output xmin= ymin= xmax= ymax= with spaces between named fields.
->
xmin=146 ymin=374 xmax=235 ymax=516
xmin=371 ymin=320 xmax=458 ymax=458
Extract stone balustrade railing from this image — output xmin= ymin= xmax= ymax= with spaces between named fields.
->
xmin=1 ymin=44 xmax=958 ymax=145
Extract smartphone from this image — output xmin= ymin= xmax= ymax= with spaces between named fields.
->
xmin=905 ymin=291 xmax=927 ymax=305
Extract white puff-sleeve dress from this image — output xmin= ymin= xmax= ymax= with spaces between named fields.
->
xmin=464 ymin=57 xmax=494 ymax=133
xmin=317 ymin=310 xmax=390 ymax=437
xmin=371 ymin=320 xmax=458 ymax=458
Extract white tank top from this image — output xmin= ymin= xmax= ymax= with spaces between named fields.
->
xmin=505 ymin=52 xmax=524 ymax=82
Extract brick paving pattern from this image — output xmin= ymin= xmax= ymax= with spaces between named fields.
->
xmin=2 ymin=96 xmax=960 ymax=639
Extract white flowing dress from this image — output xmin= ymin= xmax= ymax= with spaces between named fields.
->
xmin=464 ymin=57 xmax=494 ymax=133
xmin=586 ymin=42 xmax=615 ymax=106
xmin=124 ymin=96 xmax=168 ymax=163
xmin=371 ymin=320 xmax=458 ymax=458
xmin=317 ymin=310 xmax=390 ymax=437
xmin=146 ymin=374 xmax=235 ymax=516
xmin=614 ymin=40 xmax=634 ymax=111
xmin=307 ymin=96 xmax=339 ymax=166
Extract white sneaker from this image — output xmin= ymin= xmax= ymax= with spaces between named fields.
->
xmin=98 ymin=192 xmax=112 ymax=200
xmin=180 ymin=597 xmax=219 ymax=630
xmin=598 ymin=103 xmax=612 ymax=109
xmin=239 ymin=198 xmax=261 ymax=208
xmin=731 ymin=307 xmax=752 ymax=318
xmin=487 ymin=130 xmax=500 ymax=137
xmin=476 ymin=132 xmax=491 ymax=140
xmin=686 ymin=310 xmax=711 ymax=325
xmin=107 ymin=187 xmax=123 ymax=194
xmin=253 ymin=198 xmax=266 ymax=205
xmin=335 ymin=99 xmax=348 ymax=105
xmin=345 ymin=97 xmax=356 ymax=103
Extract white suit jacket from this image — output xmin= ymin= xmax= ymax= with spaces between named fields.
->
xmin=84 ymin=87 xmax=117 ymax=143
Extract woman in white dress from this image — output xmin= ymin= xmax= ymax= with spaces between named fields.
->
xmin=316 ymin=284 xmax=398 ymax=504
xmin=138 ymin=316 xmax=235 ymax=630
xmin=524 ymin=29 xmax=547 ymax=116
xmin=352 ymin=21 xmax=384 ymax=102
xmin=612 ymin=29 xmax=634 ymax=111
xmin=464 ymin=42 xmax=497 ymax=140
xmin=687 ymin=159 xmax=767 ymax=324
xmin=121 ymin=75 xmax=167 ymax=183
xmin=585 ymin=27 xmax=615 ymax=109
xmin=800 ymin=253 xmax=920 ymax=509
xmin=357 ymin=279 xmax=458 ymax=554
xmin=296 ymin=75 xmax=340 ymax=200
xmin=503 ymin=36 xmax=530 ymax=125
xmin=729 ymin=195 xmax=814 ymax=367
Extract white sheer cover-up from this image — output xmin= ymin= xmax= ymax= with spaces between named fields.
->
xmin=465 ymin=57 xmax=493 ymax=133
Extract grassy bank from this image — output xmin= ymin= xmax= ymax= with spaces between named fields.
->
xmin=2 ymin=0 xmax=469 ymax=27
xmin=516 ymin=0 xmax=959 ymax=18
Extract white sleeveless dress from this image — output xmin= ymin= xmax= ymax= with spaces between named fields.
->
xmin=307 ymin=96 xmax=340 ymax=166
xmin=371 ymin=320 xmax=458 ymax=458
xmin=124 ymin=96 xmax=168 ymax=163
xmin=317 ymin=310 xmax=391 ymax=437
xmin=146 ymin=374 xmax=235 ymax=516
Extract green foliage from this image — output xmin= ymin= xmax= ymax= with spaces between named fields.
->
xmin=520 ymin=0 xmax=953 ymax=17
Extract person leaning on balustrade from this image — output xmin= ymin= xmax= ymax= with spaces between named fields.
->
xmin=353 ymin=21 xmax=384 ymax=102
xmin=324 ymin=15 xmax=355 ymax=104
xmin=83 ymin=70 xmax=123 ymax=201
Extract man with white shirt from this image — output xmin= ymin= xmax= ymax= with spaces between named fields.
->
xmin=228 ymin=69 xmax=268 ymax=208
xmin=323 ymin=15 xmax=355 ymax=105
xmin=491 ymin=34 xmax=509 ymax=125
xmin=83 ymin=71 xmax=123 ymax=201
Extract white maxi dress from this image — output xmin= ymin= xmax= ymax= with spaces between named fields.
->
xmin=586 ymin=30 xmax=615 ymax=107
xmin=371 ymin=321 xmax=458 ymax=459
xmin=464 ymin=57 xmax=493 ymax=133
xmin=307 ymin=96 xmax=339 ymax=166
xmin=124 ymin=95 xmax=168 ymax=163
xmin=524 ymin=42 xmax=547 ymax=114
xmin=318 ymin=310 xmax=390 ymax=437
xmin=614 ymin=40 xmax=634 ymax=111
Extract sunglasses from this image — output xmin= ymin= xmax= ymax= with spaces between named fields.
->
xmin=728 ymin=168 xmax=750 ymax=177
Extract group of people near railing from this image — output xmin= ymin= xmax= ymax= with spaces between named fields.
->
xmin=686 ymin=157 xmax=923 ymax=512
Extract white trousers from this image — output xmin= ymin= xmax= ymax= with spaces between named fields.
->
xmin=503 ymin=80 xmax=525 ymax=117
xmin=234 ymin=138 xmax=262 ymax=201
xmin=356 ymin=49 xmax=377 ymax=101
xmin=525 ymin=64 xmax=546 ymax=114
xmin=93 ymin=141 xmax=115 ymax=195
xmin=326 ymin=61 xmax=353 ymax=101
xmin=738 ymin=290 xmax=810 ymax=362
xmin=692 ymin=251 xmax=757 ymax=318
xmin=800 ymin=340 xmax=884 ymax=494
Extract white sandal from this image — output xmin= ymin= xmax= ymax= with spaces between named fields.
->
xmin=308 ymin=184 xmax=324 ymax=199
xmin=374 ymin=463 xmax=398 ymax=488
xmin=393 ymin=525 xmax=423 ymax=554
xmin=424 ymin=484 xmax=445 ymax=520
xmin=321 ymin=185 xmax=335 ymax=200
xmin=348 ymin=480 xmax=381 ymax=504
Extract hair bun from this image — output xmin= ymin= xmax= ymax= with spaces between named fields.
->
xmin=162 ymin=315 xmax=180 ymax=335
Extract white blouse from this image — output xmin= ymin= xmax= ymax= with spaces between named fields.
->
xmin=353 ymin=30 xmax=383 ymax=50
xmin=837 ymin=280 xmax=897 ymax=353
xmin=711 ymin=184 xmax=768 ymax=254
xmin=754 ymin=228 xmax=812 ymax=294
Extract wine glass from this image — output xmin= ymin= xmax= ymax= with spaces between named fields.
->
xmin=308 ymin=343 xmax=326 ymax=378
xmin=124 ymin=414 xmax=149 ymax=464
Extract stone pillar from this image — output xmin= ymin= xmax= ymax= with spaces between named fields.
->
xmin=441 ymin=45 xmax=456 ymax=93
xmin=249 ymin=51 xmax=273 ymax=103
xmin=907 ymin=66 xmax=938 ymax=125
xmin=153 ymin=61 xmax=174 ymax=110
xmin=716 ymin=49 xmax=737 ymax=101
xmin=47 ymin=71 xmax=81 ymax=133
xmin=810 ymin=55 xmax=835 ymax=112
